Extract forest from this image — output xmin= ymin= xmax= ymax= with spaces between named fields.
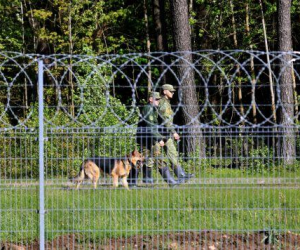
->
xmin=1 ymin=0 xmax=300 ymax=54
xmin=0 ymin=0 xmax=299 ymax=173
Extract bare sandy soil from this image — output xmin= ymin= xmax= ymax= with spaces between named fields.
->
xmin=2 ymin=231 xmax=300 ymax=250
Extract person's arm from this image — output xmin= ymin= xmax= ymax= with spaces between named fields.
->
xmin=159 ymin=102 xmax=176 ymax=135
xmin=143 ymin=106 xmax=165 ymax=143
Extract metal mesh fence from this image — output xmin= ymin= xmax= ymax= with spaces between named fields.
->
xmin=0 ymin=51 xmax=300 ymax=249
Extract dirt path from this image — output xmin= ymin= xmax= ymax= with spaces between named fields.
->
xmin=2 ymin=231 xmax=300 ymax=249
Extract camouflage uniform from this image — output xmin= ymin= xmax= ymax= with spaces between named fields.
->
xmin=139 ymin=103 xmax=166 ymax=169
xmin=158 ymin=84 xmax=194 ymax=182
xmin=158 ymin=95 xmax=179 ymax=167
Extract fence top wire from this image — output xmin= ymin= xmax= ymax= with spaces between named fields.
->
xmin=0 ymin=50 xmax=300 ymax=130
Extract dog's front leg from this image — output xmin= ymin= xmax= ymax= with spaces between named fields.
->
xmin=122 ymin=176 xmax=130 ymax=191
xmin=92 ymin=179 xmax=97 ymax=189
xmin=76 ymin=181 xmax=82 ymax=189
xmin=112 ymin=173 xmax=119 ymax=188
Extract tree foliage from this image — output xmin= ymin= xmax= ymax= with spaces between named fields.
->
xmin=0 ymin=0 xmax=299 ymax=173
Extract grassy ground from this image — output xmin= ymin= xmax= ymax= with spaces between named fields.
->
xmin=1 ymin=180 xmax=300 ymax=244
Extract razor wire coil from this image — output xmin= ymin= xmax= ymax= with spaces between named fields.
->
xmin=0 ymin=50 xmax=299 ymax=129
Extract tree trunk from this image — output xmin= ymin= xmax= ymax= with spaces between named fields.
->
xmin=68 ymin=3 xmax=75 ymax=117
xmin=229 ymin=0 xmax=247 ymax=162
xmin=170 ymin=0 xmax=205 ymax=156
xmin=259 ymin=0 xmax=277 ymax=123
xmin=21 ymin=0 xmax=28 ymax=114
xmin=143 ymin=0 xmax=152 ymax=92
xmin=152 ymin=0 xmax=165 ymax=51
xmin=245 ymin=2 xmax=257 ymax=124
xmin=152 ymin=0 xmax=168 ymax=85
xmin=229 ymin=0 xmax=245 ymax=125
xmin=278 ymin=0 xmax=295 ymax=165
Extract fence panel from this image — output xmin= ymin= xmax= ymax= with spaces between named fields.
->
xmin=0 ymin=51 xmax=300 ymax=249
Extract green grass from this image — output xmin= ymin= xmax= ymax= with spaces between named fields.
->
xmin=200 ymin=167 xmax=300 ymax=179
xmin=182 ymin=163 xmax=300 ymax=179
xmin=1 ymin=184 xmax=300 ymax=243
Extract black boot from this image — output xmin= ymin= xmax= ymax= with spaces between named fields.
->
xmin=142 ymin=165 xmax=154 ymax=184
xmin=173 ymin=165 xmax=194 ymax=183
xmin=128 ymin=167 xmax=140 ymax=187
xmin=158 ymin=167 xmax=178 ymax=186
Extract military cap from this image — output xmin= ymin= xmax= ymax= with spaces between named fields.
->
xmin=148 ymin=91 xmax=161 ymax=99
xmin=162 ymin=84 xmax=176 ymax=92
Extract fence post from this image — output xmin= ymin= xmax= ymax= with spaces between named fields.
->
xmin=38 ymin=59 xmax=45 ymax=250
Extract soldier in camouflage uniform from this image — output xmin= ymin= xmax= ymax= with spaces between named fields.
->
xmin=158 ymin=84 xmax=194 ymax=183
xmin=129 ymin=91 xmax=178 ymax=186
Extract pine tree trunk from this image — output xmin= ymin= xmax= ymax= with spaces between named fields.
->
xmin=278 ymin=0 xmax=295 ymax=165
xmin=152 ymin=0 xmax=168 ymax=85
xmin=259 ymin=0 xmax=277 ymax=123
xmin=152 ymin=0 xmax=165 ymax=51
xmin=68 ymin=3 xmax=75 ymax=117
xmin=21 ymin=0 xmax=28 ymax=114
xmin=229 ymin=0 xmax=245 ymax=124
xmin=170 ymin=0 xmax=205 ymax=156
xmin=245 ymin=2 xmax=257 ymax=124
xmin=143 ymin=0 xmax=152 ymax=92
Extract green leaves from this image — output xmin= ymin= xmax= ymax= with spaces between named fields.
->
xmin=31 ymin=9 xmax=52 ymax=21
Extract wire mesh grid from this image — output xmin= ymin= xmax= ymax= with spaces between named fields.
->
xmin=0 ymin=51 xmax=300 ymax=249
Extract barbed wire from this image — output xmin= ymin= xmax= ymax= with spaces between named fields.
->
xmin=0 ymin=50 xmax=300 ymax=129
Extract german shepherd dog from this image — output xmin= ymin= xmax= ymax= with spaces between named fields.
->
xmin=72 ymin=150 xmax=143 ymax=190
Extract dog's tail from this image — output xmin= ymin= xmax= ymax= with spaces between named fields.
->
xmin=70 ymin=161 xmax=86 ymax=183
